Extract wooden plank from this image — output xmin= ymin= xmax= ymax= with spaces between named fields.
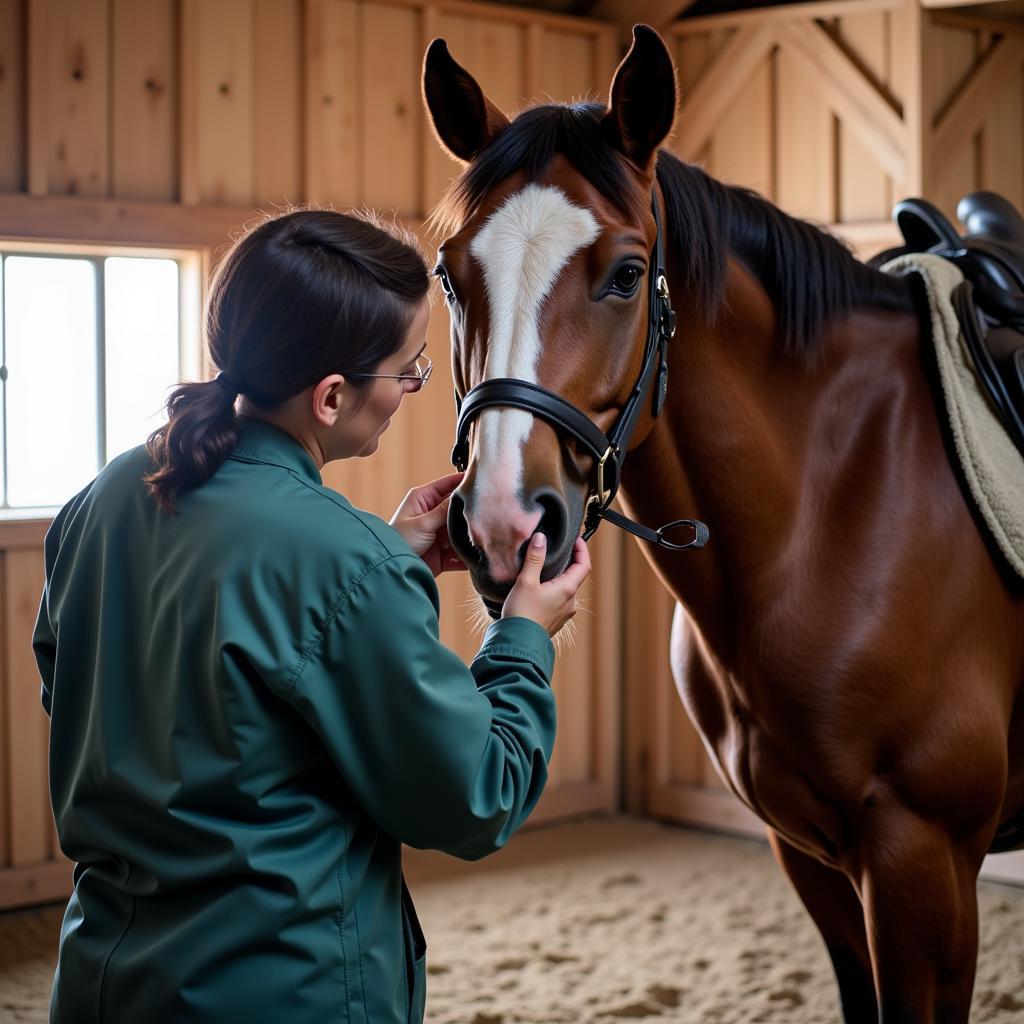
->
xmin=776 ymin=46 xmax=835 ymax=222
xmin=677 ymin=32 xmax=717 ymax=102
xmin=671 ymin=0 xmax=900 ymax=34
xmin=0 ymin=0 xmax=25 ymax=191
xmin=0 ymin=858 xmax=73 ymax=910
xmin=361 ymin=3 xmax=421 ymax=216
xmin=836 ymin=12 xmax=891 ymax=221
xmin=978 ymin=48 xmax=1024 ymax=210
xmin=929 ymin=22 xmax=985 ymax=125
xmin=778 ymin=20 xmax=906 ymax=183
xmin=676 ymin=23 xmax=777 ymax=159
xmin=933 ymin=9 xmax=1024 ymax=38
xmin=707 ymin=51 xmax=772 ymax=199
xmin=649 ymin=782 xmax=764 ymax=840
xmin=525 ymin=21 xmax=545 ymax=102
xmin=931 ymin=38 xmax=1024 ymax=169
xmin=0 ymin=554 xmax=7 ymax=866
xmin=541 ymin=28 xmax=595 ymax=103
xmin=593 ymin=25 xmax=619 ymax=100
xmin=185 ymin=0 xmax=254 ymax=206
xmin=549 ymin=593 xmax=595 ymax=786
xmin=420 ymin=4 xmax=445 ymax=213
xmin=254 ymin=0 xmax=303 ymax=206
xmin=112 ymin=0 xmax=177 ymax=201
xmin=590 ymin=523 xmax=622 ymax=812
xmin=27 ymin=0 xmax=47 ymax=195
xmin=892 ymin=0 xmax=928 ymax=196
xmin=46 ymin=0 xmax=110 ymax=196
xmin=0 ymin=193 xmax=254 ymax=247
xmin=304 ymin=0 xmax=359 ymax=207
xmin=4 ymin=548 xmax=49 ymax=866
xmin=0 ymin=520 xmax=51 ymax=550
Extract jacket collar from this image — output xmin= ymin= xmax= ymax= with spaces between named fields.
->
xmin=232 ymin=417 xmax=323 ymax=485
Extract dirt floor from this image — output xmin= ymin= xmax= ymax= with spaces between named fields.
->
xmin=2 ymin=817 xmax=1023 ymax=1023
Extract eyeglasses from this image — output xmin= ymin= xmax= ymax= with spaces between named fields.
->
xmin=348 ymin=356 xmax=433 ymax=393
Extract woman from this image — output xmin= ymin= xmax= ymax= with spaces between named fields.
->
xmin=33 ymin=209 xmax=590 ymax=1023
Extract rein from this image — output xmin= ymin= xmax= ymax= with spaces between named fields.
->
xmin=451 ymin=195 xmax=709 ymax=551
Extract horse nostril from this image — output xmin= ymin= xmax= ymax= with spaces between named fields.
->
xmin=534 ymin=489 xmax=569 ymax=555
xmin=447 ymin=491 xmax=477 ymax=563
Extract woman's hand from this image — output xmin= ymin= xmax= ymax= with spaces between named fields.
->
xmin=502 ymin=535 xmax=591 ymax=637
xmin=389 ymin=472 xmax=468 ymax=577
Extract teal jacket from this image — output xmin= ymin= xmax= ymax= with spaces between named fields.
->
xmin=33 ymin=418 xmax=557 ymax=1023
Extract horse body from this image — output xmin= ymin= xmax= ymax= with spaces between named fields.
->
xmin=622 ymin=254 xmax=1023 ymax=856
xmin=423 ymin=25 xmax=1024 ymax=1021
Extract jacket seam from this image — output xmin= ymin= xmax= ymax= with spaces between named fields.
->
xmin=229 ymin=452 xmax=403 ymax=558
xmin=97 ymin=867 xmax=136 ymax=1023
xmin=282 ymin=554 xmax=422 ymax=701
xmin=475 ymin=645 xmax=553 ymax=675
xmin=335 ymin=848 xmax=351 ymax=1021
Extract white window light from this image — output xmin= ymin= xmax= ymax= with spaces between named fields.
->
xmin=0 ymin=244 xmax=202 ymax=516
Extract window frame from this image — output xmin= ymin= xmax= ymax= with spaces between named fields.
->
xmin=0 ymin=239 xmax=203 ymax=520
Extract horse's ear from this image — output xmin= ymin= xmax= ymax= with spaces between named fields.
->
xmin=423 ymin=39 xmax=510 ymax=163
xmin=602 ymin=24 xmax=677 ymax=170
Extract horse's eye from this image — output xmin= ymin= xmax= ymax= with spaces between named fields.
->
xmin=433 ymin=266 xmax=457 ymax=304
xmin=610 ymin=264 xmax=643 ymax=297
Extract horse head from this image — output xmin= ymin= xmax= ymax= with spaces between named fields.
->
xmin=423 ymin=26 xmax=678 ymax=613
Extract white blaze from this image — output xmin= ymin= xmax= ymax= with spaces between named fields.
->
xmin=469 ymin=184 xmax=600 ymax=517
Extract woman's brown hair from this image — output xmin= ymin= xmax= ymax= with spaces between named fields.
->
xmin=145 ymin=209 xmax=430 ymax=513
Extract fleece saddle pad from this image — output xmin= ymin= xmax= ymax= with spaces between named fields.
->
xmin=882 ymin=252 xmax=1024 ymax=580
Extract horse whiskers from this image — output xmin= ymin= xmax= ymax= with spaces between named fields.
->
xmin=460 ymin=594 xmax=494 ymax=637
xmin=553 ymin=617 xmax=579 ymax=654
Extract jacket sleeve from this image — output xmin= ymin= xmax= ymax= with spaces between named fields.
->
xmin=282 ymin=552 xmax=557 ymax=860
xmin=33 ymin=499 xmax=74 ymax=717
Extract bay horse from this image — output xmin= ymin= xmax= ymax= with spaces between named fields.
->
xmin=422 ymin=24 xmax=1024 ymax=1024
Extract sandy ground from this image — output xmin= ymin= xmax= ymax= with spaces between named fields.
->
xmin=2 ymin=817 xmax=1023 ymax=1023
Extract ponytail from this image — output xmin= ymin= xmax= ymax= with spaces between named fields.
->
xmin=144 ymin=209 xmax=429 ymax=513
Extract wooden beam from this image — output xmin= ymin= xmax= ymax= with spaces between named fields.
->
xmin=930 ymin=37 xmax=1024 ymax=160
xmin=778 ymin=20 xmax=906 ymax=182
xmin=676 ymin=22 xmax=777 ymax=158
xmin=670 ymin=0 xmax=900 ymax=34
xmin=0 ymin=193 xmax=256 ymax=248
xmin=922 ymin=0 xmax=1012 ymax=7
xmin=586 ymin=0 xmax=700 ymax=40
xmin=932 ymin=8 xmax=1024 ymax=39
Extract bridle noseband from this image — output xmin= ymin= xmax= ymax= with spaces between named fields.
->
xmin=450 ymin=194 xmax=709 ymax=552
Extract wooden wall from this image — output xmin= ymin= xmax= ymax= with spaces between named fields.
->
xmin=666 ymin=0 xmax=1024 ymax=242
xmin=3 ymin=0 xmax=1022 ymax=909
xmin=1 ymin=0 xmax=617 ymax=215
xmin=0 ymin=0 xmax=620 ymax=910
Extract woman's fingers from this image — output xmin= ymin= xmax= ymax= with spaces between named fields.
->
xmin=558 ymin=539 xmax=591 ymax=590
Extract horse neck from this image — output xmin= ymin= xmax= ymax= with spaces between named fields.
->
xmin=619 ymin=254 xmax=926 ymax=650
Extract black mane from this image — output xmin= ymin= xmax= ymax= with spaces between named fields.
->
xmin=429 ymin=102 xmax=915 ymax=354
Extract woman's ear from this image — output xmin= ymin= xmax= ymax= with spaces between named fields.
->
xmin=312 ymin=374 xmax=346 ymax=426
xmin=601 ymin=24 xmax=677 ymax=172
xmin=422 ymin=38 xmax=510 ymax=163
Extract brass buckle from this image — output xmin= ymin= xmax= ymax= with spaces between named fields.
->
xmin=595 ymin=445 xmax=614 ymax=507
xmin=657 ymin=275 xmax=675 ymax=337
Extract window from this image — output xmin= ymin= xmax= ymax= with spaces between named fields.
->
xmin=0 ymin=245 xmax=201 ymax=514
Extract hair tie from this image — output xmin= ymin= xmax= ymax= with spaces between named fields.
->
xmin=215 ymin=370 xmax=239 ymax=398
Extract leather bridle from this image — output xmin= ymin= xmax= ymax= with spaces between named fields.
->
xmin=451 ymin=194 xmax=709 ymax=551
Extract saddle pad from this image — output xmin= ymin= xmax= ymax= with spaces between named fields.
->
xmin=882 ymin=252 xmax=1024 ymax=580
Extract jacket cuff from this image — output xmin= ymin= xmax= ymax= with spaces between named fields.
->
xmin=477 ymin=617 xmax=556 ymax=678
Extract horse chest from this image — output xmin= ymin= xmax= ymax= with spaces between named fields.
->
xmin=669 ymin=604 xmax=856 ymax=865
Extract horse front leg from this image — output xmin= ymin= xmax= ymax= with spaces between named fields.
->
xmin=768 ymin=830 xmax=878 ymax=1023
xmin=859 ymin=805 xmax=982 ymax=1024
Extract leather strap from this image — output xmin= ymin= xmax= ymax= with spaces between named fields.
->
xmin=452 ymin=193 xmax=708 ymax=551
